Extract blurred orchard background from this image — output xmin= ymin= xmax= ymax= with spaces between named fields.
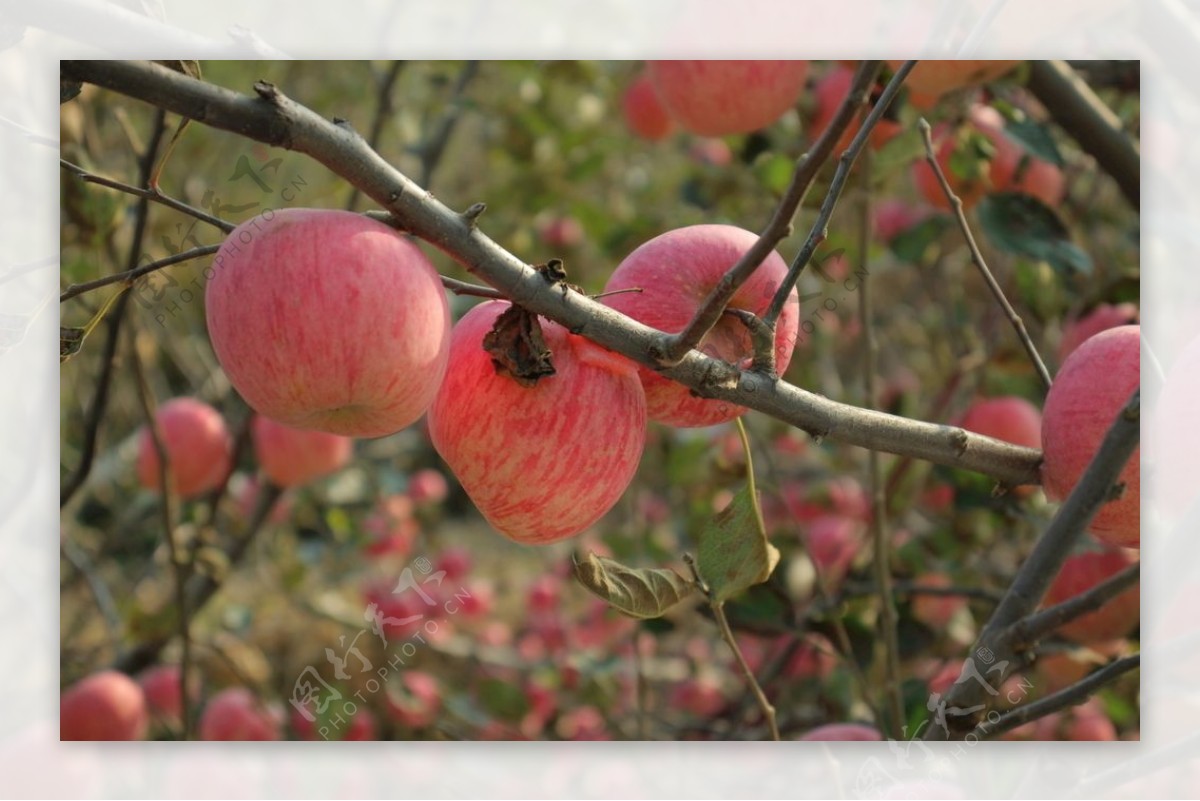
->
xmin=59 ymin=60 xmax=1140 ymax=743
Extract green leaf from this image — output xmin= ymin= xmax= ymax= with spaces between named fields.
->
xmin=571 ymin=551 xmax=696 ymax=619
xmin=478 ymin=677 xmax=530 ymax=721
xmin=754 ymin=153 xmax=795 ymax=196
xmin=695 ymin=484 xmax=780 ymax=604
xmin=947 ymin=129 xmax=995 ymax=183
xmin=889 ymin=214 xmax=952 ymax=264
xmin=977 ymin=192 xmax=1092 ymax=275
xmin=1002 ymin=118 xmax=1064 ymax=167
xmin=871 ymin=127 xmax=925 ymax=184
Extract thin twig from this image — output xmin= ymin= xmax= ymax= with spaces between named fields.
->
xmin=416 ymin=60 xmax=479 ymax=187
xmin=976 ymin=654 xmax=1140 ymax=740
xmin=60 ymin=244 xmax=220 ymax=303
xmin=60 ymin=536 xmax=122 ymax=644
xmin=660 ymin=61 xmax=884 ymax=365
xmin=857 ymin=147 xmax=904 ymax=740
xmin=346 ymin=61 xmax=406 ymax=211
xmin=1026 ymin=60 xmax=1139 ymax=210
xmin=840 ymin=579 xmax=1005 ymax=606
xmin=60 ymin=108 xmax=168 ymax=508
xmin=763 ymin=61 xmax=917 ymax=329
xmin=924 ymin=389 xmax=1140 ymax=740
xmin=1005 ymin=562 xmax=1140 ymax=648
xmin=112 ymin=480 xmax=283 ymax=674
xmin=63 ymin=60 xmax=1048 ymax=488
xmin=916 ymin=118 xmax=1053 ymax=392
xmin=127 ymin=323 xmax=193 ymax=740
xmin=440 ymin=275 xmax=506 ymax=300
xmin=683 ymin=551 xmax=779 ymax=742
xmin=60 ymin=158 xmax=234 ymax=233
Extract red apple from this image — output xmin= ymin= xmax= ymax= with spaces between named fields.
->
xmin=913 ymin=105 xmax=1064 ymax=211
xmin=362 ymin=494 xmax=419 ymax=557
xmin=60 ymin=670 xmax=148 ymax=741
xmin=1064 ymin=698 xmax=1118 ymax=741
xmin=427 ymin=301 xmax=647 ymax=544
xmin=555 ymin=705 xmax=610 ymax=740
xmin=136 ymin=397 xmax=233 ymax=498
xmin=433 ymin=545 xmax=472 ymax=580
xmin=911 ymin=572 xmax=968 ymax=629
xmin=1042 ymin=547 xmax=1140 ymax=643
xmin=197 ymin=687 xmax=281 ymax=741
xmin=1041 ymin=325 xmax=1141 ymax=548
xmin=622 ymin=71 xmax=674 ymax=140
xmin=231 ymin=473 xmax=294 ymax=524
xmin=975 ymin=105 xmax=1066 ymax=207
xmin=890 ymin=60 xmax=1021 ymax=98
xmin=1058 ymin=303 xmax=1139 ymax=363
xmin=138 ymin=664 xmax=197 ymax=732
xmin=602 ymin=224 xmax=800 ymax=427
xmin=537 ymin=215 xmax=585 ymax=250
xmin=206 ymin=208 xmax=450 ymax=438
xmin=804 ymin=514 xmax=864 ymax=587
xmin=688 ymin=137 xmax=733 ymax=167
xmin=810 ymin=66 xmax=901 ymax=152
xmin=290 ymin=705 xmax=376 ymax=741
xmin=251 ymin=415 xmax=352 ymax=488
xmin=526 ymin=575 xmax=562 ymax=615
xmin=646 ymin=61 xmax=809 ymax=136
xmin=799 ymin=722 xmax=882 ymax=741
xmin=873 ymin=199 xmax=932 ymax=244
xmin=408 ymin=468 xmax=449 ymax=505
xmin=958 ymin=396 xmax=1042 ymax=449
xmin=670 ymin=675 xmax=726 ymax=717
xmin=386 ymin=671 xmax=442 ymax=729
xmin=1035 ymin=651 xmax=1093 ymax=695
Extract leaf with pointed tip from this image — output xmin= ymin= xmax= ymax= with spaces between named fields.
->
xmin=977 ymin=192 xmax=1092 ymax=276
xmin=695 ymin=486 xmax=781 ymax=604
xmin=572 ymin=551 xmax=695 ymax=619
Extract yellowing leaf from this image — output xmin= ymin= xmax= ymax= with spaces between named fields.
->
xmin=695 ymin=486 xmax=780 ymax=604
xmin=571 ymin=551 xmax=696 ymax=619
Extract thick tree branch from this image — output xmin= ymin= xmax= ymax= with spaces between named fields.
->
xmin=976 ymin=654 xmax=1140 ymax=740
xmin=62 ymin=59 xmax=1044 ymax=488
xmin=1006 ymin=562 xmax=1140 ymax=648
xmin=662 ymin=61 xmax=884 ymax=365
xmin=916 ymin=119 xmax=1053 ymax=392
xmin=924 ymin=389 xmax=1140 ymax=740
xmin=346 ymin=60 xmax=406 ymax=211
xmin=1026 ymin=60 xmax=1139 ymax=210
xmin=763 ymin=60 xmax=916 ymax=328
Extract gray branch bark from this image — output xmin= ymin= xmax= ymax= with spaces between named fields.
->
xmin=61 ymin=59 xmax=1043 ymax=488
